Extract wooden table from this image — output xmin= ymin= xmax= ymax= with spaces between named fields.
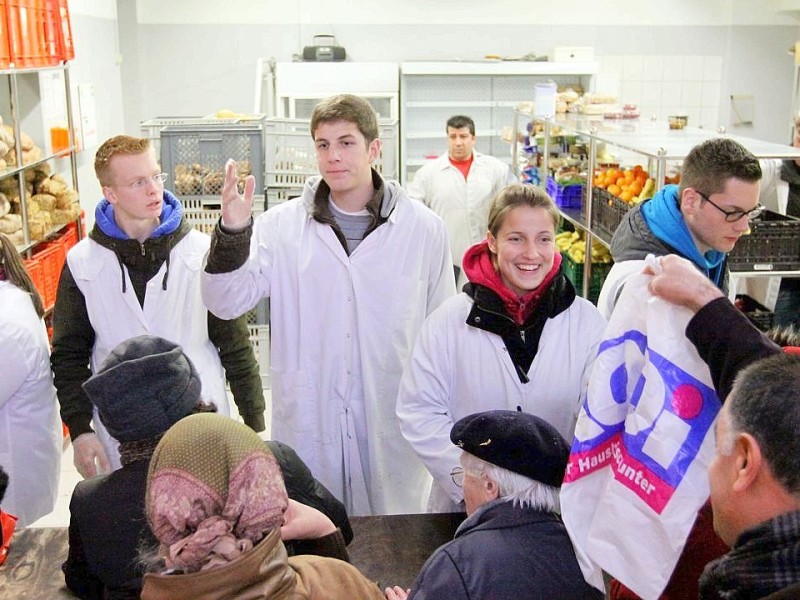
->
xmin=0 ymin=513 xmax=464 ymax=597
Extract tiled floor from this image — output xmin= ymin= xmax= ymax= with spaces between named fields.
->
xmin=27 ymin=390 xmax=272 ymax=529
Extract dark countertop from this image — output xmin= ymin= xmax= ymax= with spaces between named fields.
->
xmin=0 ymin=512 xmax=465 ymax=598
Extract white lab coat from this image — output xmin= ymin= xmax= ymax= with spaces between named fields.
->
xmin=67 ymin=231 xmax=231 ymax=469
xmin=202 ymin=176 xmax=455 ymax=516
xmin=396 ymin=291 xmax=607 ymax=513
xmin=0 ymin=282 xmax=61 ymax=527
xmin=408 ymin=152 xmax=515 ymax=287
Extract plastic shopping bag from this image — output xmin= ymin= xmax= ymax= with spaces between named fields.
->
xmin=560 ymin=271 xmax=721 ymax=600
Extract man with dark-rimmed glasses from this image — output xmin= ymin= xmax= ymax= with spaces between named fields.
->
xmin=595 ymin=136 xmax=762 ymax=600
xmin=598 ymin=137 xmax=762 ymax=319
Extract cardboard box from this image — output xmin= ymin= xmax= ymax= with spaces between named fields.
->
xmin=554 ymin=46 xmax=595 ymax=63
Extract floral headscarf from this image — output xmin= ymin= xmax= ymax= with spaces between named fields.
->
xmin=146 ymin=413 xmax=288 ymax=573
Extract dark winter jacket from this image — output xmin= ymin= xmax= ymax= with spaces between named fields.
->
xmin=408 ymin=499 xmax=603 ymax=600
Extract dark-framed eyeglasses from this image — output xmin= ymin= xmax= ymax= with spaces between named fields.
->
xmin=695 ymin=189 xmax=765 ymax=222
xmin=450 ymin=466 xmax=465 ymax=488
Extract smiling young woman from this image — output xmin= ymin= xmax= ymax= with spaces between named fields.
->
xmin=397 ymin=182 xmax=608 ymax=513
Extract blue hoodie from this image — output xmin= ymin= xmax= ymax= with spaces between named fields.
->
xmin=93 ymin=190 xmax=184 ymax=240
xmin=640 ymin=185 xmax=726 ymax=286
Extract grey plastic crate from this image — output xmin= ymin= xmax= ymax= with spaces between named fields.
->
xmin=160 ymin=117 xmax=266 ymax=205
xmin=181 ymin=198 xmax=265 ymax=235
xmin=265 ymin=117 xmax=398 ymax=188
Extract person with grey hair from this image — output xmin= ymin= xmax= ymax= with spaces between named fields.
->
xmin=385 ymin=410 xmax=602 ymax=600
xmin=699 ymin=353 xmax=800 ymax=599
xmin=408 ymin=114 xmax=515 ymax=288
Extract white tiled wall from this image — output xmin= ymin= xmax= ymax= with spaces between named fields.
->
xmin=598 ymin=54 xmax=724 ymax=131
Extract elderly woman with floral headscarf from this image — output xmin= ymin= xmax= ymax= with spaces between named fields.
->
xmin=141 ymin=413 xmax=383 ymax=600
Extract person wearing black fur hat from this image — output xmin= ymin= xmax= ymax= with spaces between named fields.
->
xmin=63 ymin=334 xmax=352 ymax=600
xmin=385 ymin=409 xmax=602 ymax=600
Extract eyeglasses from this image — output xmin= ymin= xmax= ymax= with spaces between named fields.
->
xmin=117 ymin=172 xmax=169 ymax=191
xmin=450 ymin=466 xmax=465 ymax=488
xmin=695 ymin=189 xmax=765 ymax=223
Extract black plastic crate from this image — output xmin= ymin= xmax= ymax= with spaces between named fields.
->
xmin=734 ymin=294 xmax=774 ymax=331
xmin=590 ymin=187 xmax=630 ymax=239
xmin=728 ymin=210 xmax=800 ymax=272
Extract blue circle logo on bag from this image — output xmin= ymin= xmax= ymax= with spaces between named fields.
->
xmin=564 ymin=330 xmax=721 ymax=514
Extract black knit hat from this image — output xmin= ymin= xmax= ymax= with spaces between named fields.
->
xmin=82 ymin=335 xmax=202 ymax=442
xmin=450 ymin=410 xmax=569 ymax=487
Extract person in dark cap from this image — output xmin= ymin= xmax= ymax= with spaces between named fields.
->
xmin=385 ymin=409 xmax=603 ymax=600
xmin=62 ymin=334 xmax=352 ymax=600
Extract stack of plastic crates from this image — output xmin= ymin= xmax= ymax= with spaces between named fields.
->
xmin=264 ymin=117 xmax=398 ymax=210
xmin=143 ymin=115 xmax=268 ymax=233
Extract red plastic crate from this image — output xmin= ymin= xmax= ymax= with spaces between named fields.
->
xmin=34 ymin=239 xmax=66 ymax=310
xmin=41 ymin=0 xmax=61 ymax=63
xmin=54 ymin=0 xmax=72 ymax=60
xmin=7 ymin=0 xmax=59 ymax=67
xmin=62 ymin=220 xmax=79 ymax=250
xmin=0 ymin=1 xmax=11 ymax=69
xmin=23 ymin=255 xmax=47 ymax=302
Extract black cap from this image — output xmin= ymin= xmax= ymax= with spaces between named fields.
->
xmin=450 ymin=410 xmax=569 ymax=487
xmin=82 ymin=335 xmax=202 ymax=442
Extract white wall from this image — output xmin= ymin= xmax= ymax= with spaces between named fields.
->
xmin=114 ymin=1 xmax=800 ymax=146
xmin=65 ymin=0 xmax=125 ymax=228
xmin=134 ymin=0 xmax=797 ymax=26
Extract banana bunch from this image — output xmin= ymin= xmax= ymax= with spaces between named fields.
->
xmin=555 ymin=230 xmax=612 ymax=264
xmin=556 ymin=230 xmax=581 ymax=252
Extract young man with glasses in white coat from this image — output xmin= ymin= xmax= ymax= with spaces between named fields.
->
xmin=51 ymin=135 xmax=265 ymax=480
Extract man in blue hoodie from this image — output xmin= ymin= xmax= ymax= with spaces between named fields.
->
xmin=595 ymin=138 xmax=763 ymax=600
xmin=597 ymin=137 xmax=763 ymax=320
xmin=51 ymin=135 xmax=265 ymax=479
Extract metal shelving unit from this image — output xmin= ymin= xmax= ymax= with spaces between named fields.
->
xmin=512 ymin=109 xmax=800 ymax=297
xmin=0 ymin=63 xmax=80 ymax=249
xmin=400 ymin=61 xmax=597 ymax=185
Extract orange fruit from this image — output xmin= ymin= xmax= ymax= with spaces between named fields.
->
xmin=620 ymin=190 xmax=633 ymax=202
xmin=607 ymin=184 xmax=621 ymax=197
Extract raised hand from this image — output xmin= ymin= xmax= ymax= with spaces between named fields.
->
xmin=646 ymin=254 xmax=723 ymax=313
xmin=220 ymin=158 xmax=255 ymax=230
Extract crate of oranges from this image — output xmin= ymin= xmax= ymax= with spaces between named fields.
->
xmin=590 ymin=165 xmax=656 ymax=237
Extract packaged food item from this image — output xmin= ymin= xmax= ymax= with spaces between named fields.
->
xmin=668 ymin=115 xmax=688 ymax=130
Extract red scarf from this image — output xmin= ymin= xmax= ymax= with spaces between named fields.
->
xmin=462 ymin=240 xmax=562 ymax=325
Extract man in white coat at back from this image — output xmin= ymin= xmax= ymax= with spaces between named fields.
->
xmin=408 ymin=115 xmax=515 ymax=288
xmin=202 ymin=94 xmax=455 ymax=516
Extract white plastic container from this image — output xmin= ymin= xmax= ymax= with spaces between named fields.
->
xmin=534 ymin=81 xmax=557 ymax=118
